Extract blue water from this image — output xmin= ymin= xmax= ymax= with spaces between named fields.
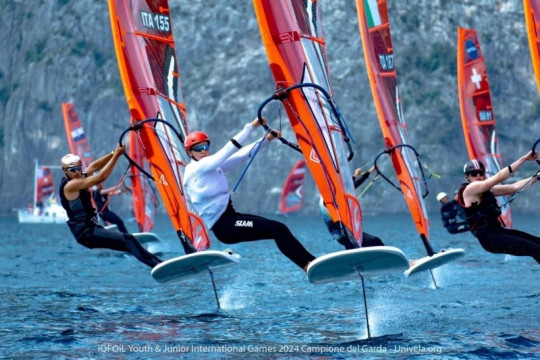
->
xmin=1 ymin=213 xmax=539 ymax=359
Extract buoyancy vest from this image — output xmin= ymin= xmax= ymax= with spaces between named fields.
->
xmin=458 ymin=182 xmax=502 ymax=233
xmin=59 ymin=177 xmax=98 ymax=236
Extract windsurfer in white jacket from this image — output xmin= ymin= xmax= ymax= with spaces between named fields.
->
xmin=183 ymin=117 xmax=316 ymax=272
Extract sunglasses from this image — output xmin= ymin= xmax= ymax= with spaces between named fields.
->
xmin=65 ymin=166 xmax=82 ymax=173
xmin=467 ymin=170 xmax=485 ymax=177
xmin=192 ymin=144 xmax=210 ymax=152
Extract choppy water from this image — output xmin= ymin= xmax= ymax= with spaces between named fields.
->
xmin=1 ymin=213 xmax=539 ymax=359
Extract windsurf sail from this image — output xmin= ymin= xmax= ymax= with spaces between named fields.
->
xmin=36 ymin=163 xmax=56 ymax=206
xmin=62 ymin=103 xmax=94 ymax=168
xmin=524 ymin=0 xmax=540 ymax=93
xmin=457 ymin=27 xmax=512 ymax=228
xmin=356 ymin=0 xmax=434 ymax=255
xmin=109 ymin=0 xmax=209 ymax=252
xmin=128 ymin=131 xmax=158 ymax=232
xmin=280 ymin=159 xmax=307 ymax=214
xmin=254 ymin=0 xmax=362 ymax=245
xmin=18 ymin=159 xmax=68 ymax=224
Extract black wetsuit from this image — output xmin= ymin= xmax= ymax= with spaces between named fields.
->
xmin=93 ymin=190 xmax=129 ymax=233
xmin=440 ymin=200 xmax=470 ymax=234
xmin=458 ymin=183 xmax=540 ymax=263
xmin=212 ymin=200 xmax=315 ymax=269
xmin=60 ymin=177 xmax=161 ymax=268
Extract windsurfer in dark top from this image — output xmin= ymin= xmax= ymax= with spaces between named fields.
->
xmin=457 ymin=152 xmax=540 ymax=263
xmin=436 ymin=191 xmax=469 ymax=234
xmin=319 ymin=165 xmax=385 ymax=249
xmin=183 ymin=117 xmax=316 ymax=272
xmin=59 ymin=146 xmax=162 ymax=269
xmin=93 ymin=182 xmax=129 ymax=233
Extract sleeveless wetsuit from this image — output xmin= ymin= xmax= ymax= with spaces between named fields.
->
xmin=184 ymin=123 xmax=315 ymax=269
xmin=60 ymin=177 xmax=161 ymax=268
xmin=458 ymin=183 xmax=540 ymax=263
xmin=93 ymin=190 xmax=128 ymax=233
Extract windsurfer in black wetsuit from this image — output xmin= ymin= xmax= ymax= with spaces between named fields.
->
xmin=436 ymin=191 xmax=469 ymax=234
xmin=457 ymin=152 xmax=540 ymax=263
xmin=319 ymin=165 xmax=385 ymax=249
xmin=93 ymin=182 xmax=129 ymax=233
xmin=59 ymin=146 xmax=161 ymax=269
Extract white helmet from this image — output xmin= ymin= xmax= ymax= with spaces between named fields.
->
xmin=436 ymin=192 xmax=448 ymax=202
xmin=61 ymin=154 xmax=81 ymax=169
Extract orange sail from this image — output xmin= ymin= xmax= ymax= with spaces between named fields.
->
xmin=62 ymin=103 xmax=94 ymax=168
xmin=254 ymin=0 xmax=362 ymax=245
xmin=356 ymin=0 xmax=434 ymax=254
xmin=457 ymin=27 xmax=512 ymax=228
xmin=524 ymin=0 xmax=540 ymax=93
xmin=280 ymin=159 xmax=306 ymax=214
xmin=109 ymin=0 xmax=209 ymax=252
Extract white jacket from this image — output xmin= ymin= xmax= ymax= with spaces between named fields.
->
xmin=183 ymin=122 xmax=268 ymax=229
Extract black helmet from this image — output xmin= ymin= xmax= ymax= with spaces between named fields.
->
xmin=463 ymin=159 xmax=485 ymax=174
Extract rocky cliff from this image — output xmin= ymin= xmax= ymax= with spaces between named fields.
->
xmin=1 ymin=0 xmax=539 ymax=217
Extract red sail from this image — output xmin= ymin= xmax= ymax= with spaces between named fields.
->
xmin=128 ymin=131 xmax=158 ymax=232
xmin=254 ymin=0 xmax=362 ymax=244
xmin=457 ymin=27 xmax=512 ymax=228
xmin=109 ymin=0 xmax=209 ymax=251
xmin=62 ymin=103 xmax=94 ymax=168
xmin=357 ymin=0 xmax=433 ymax=253
xmin=524 ymin=0 xmax=540 ymax=93
xmin=280 ymin=160 xmax=306 ymax=214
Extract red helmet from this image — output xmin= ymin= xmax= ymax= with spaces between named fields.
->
xmin=185 ymin=131 xmax=210 ymax=151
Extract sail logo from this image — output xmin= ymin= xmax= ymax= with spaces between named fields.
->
xmin=378 ymin=54 xmax=394 ymax=71
xmin=465 ymin=40 xmax=478 ymax=60
xmin=478 ymin=110 xmax=492 ymax=122
xmin=470 ymin=68 xmax=483 ymax=89
xmin=235 ymin=220 xmax=253 ymax=228
xmin=279 ymin=31 xmax=300 ymax=43
xmin=140 ymin=11 xmax=170 ymax=33
xmin=309 ymin=149 xmax=320 ymax=163
xmin=159 ymin=174 xmax=168 ymax=186
xmin=71 ymin=128 xmax=85 ymax=142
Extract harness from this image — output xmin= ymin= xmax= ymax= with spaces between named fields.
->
xmin=458 ymin=183 xmax=502 ymax=234
xmin=59 ymin=177 xmax=98 ymax=237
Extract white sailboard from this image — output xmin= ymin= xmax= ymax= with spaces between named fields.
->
xmin=404 ymin=248 xmax=465 ymax=277
xmin=307 ymin=246 xmax=409 ymax=285
xmin=151 ymin=250 xmax=241 ymax=284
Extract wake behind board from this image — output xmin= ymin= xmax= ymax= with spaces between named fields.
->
xmin=404 ymin=248 xmax=465 ymax=277
xmin=307 ymin=246 xmax=409 ymax=285
xmin=151 ymin=250 xmax=241 ymax=284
